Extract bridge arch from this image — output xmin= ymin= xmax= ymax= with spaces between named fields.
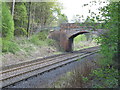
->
xmin=48 ymin=23 xmax=103 ymax=52
xmin=48 ymin=30 xmax=90 ymax=52
xmin=66 ymin=31 xmax=89 ymax=52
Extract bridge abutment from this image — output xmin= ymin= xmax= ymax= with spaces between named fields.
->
xmin=59 ymin=37 xmax=73 ymax=52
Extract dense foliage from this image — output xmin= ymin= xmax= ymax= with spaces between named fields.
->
xmin=90 ymin=1 xmax=119 ymax=88
xmin=91 ymin=67 xmax=118 ymax=88
xmin=14 ymin=2 xmax=28 ymax=36
xmin=1 ymin=1 xmax=67 ymax=53
xmin=97 ymin=2 xmax=119 ymax=66
xmin=2 ymin=2 xmax=14 ymax=40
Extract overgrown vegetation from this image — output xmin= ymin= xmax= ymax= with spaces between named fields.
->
xmin=96 ymin=2 xmax=119 ymax=66
xmin=92 ymin=2 xmax=119 ymax=88
xmin=50 ymin=55 xmax=100 ymax=88
xmin=29 ymin=31 xmax=56 ymax=46
xmin=2 ymin=2 xmax=14 ymax=40
xmin=91 ymin=67 xmax=118 ymax=88
xmin=14 ymin=2 xmax=28 ymax=36
xmin=81 ymin=1 xmax=119 ymax=88
xmin=2 ymin=30 xmax=56 ymax=54
xmin=1 ymin=1 xmax=67 ymax=54
xmin=2 ymin=2 xmax=19 ymax=54
xmin=77 ymin=1 xmax=119 ymax=88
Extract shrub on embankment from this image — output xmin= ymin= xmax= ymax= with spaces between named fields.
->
xmin=86 ymin=1 xmax=119 ymax=88
xmin=29 ymin=31 xmax=56 ymax=46
xmin=2 ymin=2 xmax=19 ymax=54
xmin=84 ymin=2 xmax=119 ymax=88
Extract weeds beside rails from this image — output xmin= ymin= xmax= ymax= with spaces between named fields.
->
xmin=51 ymin=53 xmax=118 ymax=88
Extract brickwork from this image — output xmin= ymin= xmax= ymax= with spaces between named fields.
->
xmin=48 ymin=23 xmax=100 ymax=52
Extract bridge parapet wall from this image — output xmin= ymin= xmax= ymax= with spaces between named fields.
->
xmin=60 ymin=23 xmax=95 ymax=30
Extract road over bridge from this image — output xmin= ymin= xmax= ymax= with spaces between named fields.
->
xmin=48 ymin=23 xmax=103 ymax=52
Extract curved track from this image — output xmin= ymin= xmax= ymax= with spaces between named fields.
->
xmin=0 ymin=46 xmax=99 ymax=88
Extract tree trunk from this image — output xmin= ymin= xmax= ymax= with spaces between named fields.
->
xmin=12 ymin=0 xmax=15 ymax=17
xmin=27 ymin=2 xmax=31 ymax=38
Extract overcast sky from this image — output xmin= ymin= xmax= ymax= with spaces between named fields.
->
xmin=58 ymin=0 xmax=109 ymax=23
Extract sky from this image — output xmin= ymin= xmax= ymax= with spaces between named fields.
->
xmin=58 ymin=0 xmax=109 ymax=23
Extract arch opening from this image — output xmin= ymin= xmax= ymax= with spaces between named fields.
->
xmin=73 ymin=34 xmax=87 ymax=51
xmin=67 ymin=32 xmax=89 ymax=52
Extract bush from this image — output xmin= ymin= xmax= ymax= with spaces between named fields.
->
xmin=95 ymin=2 xmax=119 ymax=66
xmin=29 ymin=31 xmax=55 ymax=46
xmin=37 ymin=31 xmax=48 ymax=41
xmin=2 ymin=39 xmax=20 ymax=54
xmin=91 ymin=67 xmax=118 ymax=88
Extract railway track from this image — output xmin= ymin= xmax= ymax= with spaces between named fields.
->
xmin=0 ymin=46 xmax=99 ymax=88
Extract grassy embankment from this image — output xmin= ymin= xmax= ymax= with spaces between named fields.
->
xmin=1 ymin=31 xmax=57 ymax=54
xmin=1 ymin=30 xmax=62 ymax=65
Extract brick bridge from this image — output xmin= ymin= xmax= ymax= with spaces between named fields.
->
xmin=48 ymin=23 xmax=101 ymax=52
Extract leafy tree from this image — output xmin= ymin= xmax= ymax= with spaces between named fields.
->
xmin=2 ymin=2 xmax=14 ymax=40
xmin=57 ymin=14 xmax=68 ymax=25
xmin=14 ymin=2 xmax=28 ymax=36
xmin=31 ymin=2 xmax=63 ymax=29
xmin=96 ymin=2 xmax=119 ymax=66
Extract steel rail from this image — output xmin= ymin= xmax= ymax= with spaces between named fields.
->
xmin=0 ymin=53 xmax=82 ymax=74
xmin=1 ymin=46 xmax=99 ymax=88
xmin=1 ymin=53 xmax=85 ymax=81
